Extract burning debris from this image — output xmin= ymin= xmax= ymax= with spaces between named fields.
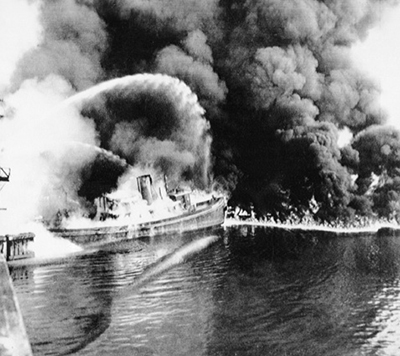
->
xmin=1 ymin=0 xmax=400 ymax=227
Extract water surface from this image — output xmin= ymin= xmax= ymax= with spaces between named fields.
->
xmin=11 ymin=226 xmax=400 ymax=355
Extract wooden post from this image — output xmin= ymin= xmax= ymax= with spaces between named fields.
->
xmin=0 ymin=236 xmax=6 ymax=259
xmin=6 ymin=235 xmax=11 ymax=262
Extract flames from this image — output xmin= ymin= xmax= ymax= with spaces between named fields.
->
xmin=1 ymin=0 xmax=400 ymax=230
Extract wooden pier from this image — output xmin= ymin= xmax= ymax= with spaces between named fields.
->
xmin=0 ymin=166 xmax=34 ymax=353
xmin=0 ymin=233 xmax=34 ymax=261
xmin=0 ymin=254 xmax=32 ymax=356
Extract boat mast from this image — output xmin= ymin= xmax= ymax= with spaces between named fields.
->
xmin=0 ymin=100 xmax=10 ymax=188
xmin=0 ymin=167 xmax=10 ymax=182
xmin=0 ymin=167 xmax=9 ymax=211
xmin=0 ymin=100 xmax=9 ymax=183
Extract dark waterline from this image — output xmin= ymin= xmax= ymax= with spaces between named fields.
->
xmin=10 ymin=226 xmax=400 ymax=356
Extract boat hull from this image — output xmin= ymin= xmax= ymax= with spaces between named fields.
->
xmin=49 ymin=197 xmax=226 ymax=245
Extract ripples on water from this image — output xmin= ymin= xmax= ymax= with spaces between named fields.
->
xmin=10 ymin=226 xmax=400 ymax=356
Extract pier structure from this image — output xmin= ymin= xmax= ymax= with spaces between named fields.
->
xmin=0 ymin=254 xmax=32 ymax=356
xmin=0 ymin=164 xmax=34 ymax=354
xmin=0 ymin=234 xmax=35 ymax=262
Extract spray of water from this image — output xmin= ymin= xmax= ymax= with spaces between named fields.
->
xmin=0 ymin=72 xmax=216 ymax=259
xmin=64 ymin=73 xmax=203 ymax=115
xmin=27 ymin=222 xmax=82 ymax=259
xmin=45 ymin=73 xmax=215 ymax=228
xmin=63 ymin=73 xmax=211 ymax=186
xmin=0 ymin=75 xmax=97 ymax=231
xmin=119 ymin=234 xmax=220 ymax=298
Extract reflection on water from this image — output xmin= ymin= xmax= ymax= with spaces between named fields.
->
xmin=11 ymin=226 xmax=400 ymax=356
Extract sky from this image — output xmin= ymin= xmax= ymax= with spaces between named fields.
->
xmin=351 ymin=3 xmax=400 ymax=129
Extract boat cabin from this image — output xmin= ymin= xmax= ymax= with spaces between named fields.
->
xmin=168 ymin=191 xmax=192 ymax=209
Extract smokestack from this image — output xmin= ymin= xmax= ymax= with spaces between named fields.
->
xmin=137 ymin=175 xmax=156 ymax=205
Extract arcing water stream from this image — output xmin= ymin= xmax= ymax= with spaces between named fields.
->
xmin=1 ymin=73 xmax=217 ymax=260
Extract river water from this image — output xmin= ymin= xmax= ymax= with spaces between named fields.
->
xmin=10 ymin=225 xmax=400 ymax=356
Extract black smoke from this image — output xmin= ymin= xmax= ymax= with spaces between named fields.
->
xmin=77 ymin=74 xmax=212 ymax=189
xmin=8 ymin=0 xmax=400 ymax=222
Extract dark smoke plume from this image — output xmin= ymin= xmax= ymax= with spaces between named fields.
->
xmin=210 ymin=0 xmax=398 ymax=221
xmin=38 ymin=143 xmax=129 ymax=220
xmin=3 ymin=0 xmax=400 ymax=223
xmin=77 ymin=74 xmax=212 ymax=189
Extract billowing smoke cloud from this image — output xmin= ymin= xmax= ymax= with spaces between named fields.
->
xmin=10 ymin=0 xmax=107 ymax=92
xmin=1 ymin=0 xmax=400 ymax=227
xmin=0 ymin=0 xmax=42 ymax=94
xmin=115 ymin=0 xmax=220 ymax=32
xmin=68 ymin=74 xmax=212 ymax=188
xmin=0 ymin=74 xmax=100 ymax=228
xmin=154 ymin=31 xmax=227 ymax=114
xmin=212 ymin=0 xmax=399 ymax=221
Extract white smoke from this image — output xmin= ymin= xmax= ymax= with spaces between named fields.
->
xmin=0 ymin=75 xmax=98 ymax=231
xmin=351 ymin=3 xmax=400 ymax=129
xmin=0 ymin=72 xmax=212 ymax=232
xmin=0 ymin=1 xmax=212 ymax=233
xmin=0 ymin=0 xmax=42 ymax=94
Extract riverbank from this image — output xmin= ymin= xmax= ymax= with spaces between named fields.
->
xmin=0 ymin=254 xmax=32 ymax=356
xmin=224 ymin=217 xmax=400 ymax=237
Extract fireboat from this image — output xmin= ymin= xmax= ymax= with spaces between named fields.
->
xmin=48 ymin=174 xmax=226 ymax=245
